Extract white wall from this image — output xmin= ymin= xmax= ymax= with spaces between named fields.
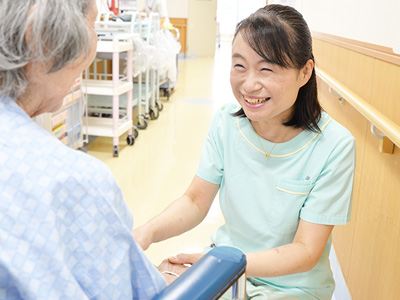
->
xmin=167 ymin=0 xmax=189 ymax=18
xmin=187 ymin=0 xmax=217 ymax=56
xmin=96 ymin=0 xmax=189 ymax=18
xmin=96 ymin=0 xmax=108 ymax=12
xmin=299 ymin=0 xmax=400 ymax=51
xmin=217 ymin=0 xmax=266 ymax=35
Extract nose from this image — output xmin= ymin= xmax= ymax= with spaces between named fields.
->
xmin=242 ymin=71 xmax=262 ymax=93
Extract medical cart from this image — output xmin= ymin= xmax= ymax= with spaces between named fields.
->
xmin=83 ymin=33 xmax=136 ymax=157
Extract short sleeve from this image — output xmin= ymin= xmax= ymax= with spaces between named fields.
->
xmin=196 ymin=110 xmax=224 ymax=185
xmin=300 ymin=133 xmax=356 ymax=225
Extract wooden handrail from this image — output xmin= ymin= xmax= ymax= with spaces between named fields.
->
xmin=316 ymin=67 xmax=400 ymax=151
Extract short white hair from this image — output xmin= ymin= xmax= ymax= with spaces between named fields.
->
xmin=0 ymin=0 xmax=94 ymax=100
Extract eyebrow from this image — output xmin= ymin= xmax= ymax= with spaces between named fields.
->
xmin=232 ymin=53 xmax=245 ymax=59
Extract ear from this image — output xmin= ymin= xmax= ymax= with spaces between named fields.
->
xmin=298 ymin=59 xmax=314 ymax=87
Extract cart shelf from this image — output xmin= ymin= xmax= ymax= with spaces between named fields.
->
xmin=86 ymin=116 xmax=132 ymax=138
xmin=97 ymin=40 xmax=133 ymax=53
xmin=84 ymin=79 xmax=133 ymax=96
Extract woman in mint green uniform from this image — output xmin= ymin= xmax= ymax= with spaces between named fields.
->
xmin=135 ymin=5 xmax=355 ymax=299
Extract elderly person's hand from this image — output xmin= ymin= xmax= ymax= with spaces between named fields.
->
xmin=157 ymin=258 xmax=190 ymax=285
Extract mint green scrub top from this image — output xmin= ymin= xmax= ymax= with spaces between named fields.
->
xmin=196 ymin=104 xmax=356 ymax=300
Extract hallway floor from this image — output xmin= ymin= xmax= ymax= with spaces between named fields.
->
xmin=87 ymin=42 xmax=234 ymax=265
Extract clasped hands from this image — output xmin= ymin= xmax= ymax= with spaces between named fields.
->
xmin=134 ymin=227 xmax=205 ymax=284
xmin=157 ymin=252 xmax=205 ymax=284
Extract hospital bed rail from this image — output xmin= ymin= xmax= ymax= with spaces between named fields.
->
xmin=155 ymin=246 xmax=247 ymax=300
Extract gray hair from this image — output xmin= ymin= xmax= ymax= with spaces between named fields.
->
xmin=0 ymin=0 xmax=94 ymax=100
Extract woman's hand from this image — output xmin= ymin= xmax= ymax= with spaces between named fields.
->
xmin=133 ymin=226 xmax=153 ymax=251
xmin=168 ymin=252 xmax=206 ymax=266
xmin=157 ymin=258 xmax=190 ymax=285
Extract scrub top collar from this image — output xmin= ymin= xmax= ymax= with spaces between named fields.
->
xmin=236 ymin=110 xmax=332 ymax=158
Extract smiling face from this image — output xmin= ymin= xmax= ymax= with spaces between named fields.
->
xmin=230 ymin=32 xmax=312 ymax=127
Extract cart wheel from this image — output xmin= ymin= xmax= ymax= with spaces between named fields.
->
xmin=133 ymin=127 xmax=139 ymax=138
xmin=137 ymin=118 xmax=148 ymax=130
xmin=113 ymin=146 xmax=119 ymax=157
xmin=149 ymin=107 xmax=159 ymax=120
xmin=156 ymin=102 xmax=164 ymax=111
xmin=127 ymin=135 xmax=135 ymax=146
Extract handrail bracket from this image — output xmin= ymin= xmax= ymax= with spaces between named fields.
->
xmin=329 ymin=86 xmax=344 ymax=105
xmin=371 ymin=124 xmax=395 ymax=154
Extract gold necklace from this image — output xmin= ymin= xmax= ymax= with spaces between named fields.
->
xmin=256 ymin=125 xmax=291 ymax=160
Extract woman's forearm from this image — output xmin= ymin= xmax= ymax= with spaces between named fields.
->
xmin=140 ymin=193 xmax=209 ymax=244
xmin=246 ymin=242 xmax=317 ymax=278
xmin=134 ymin=176 xmax=219 ymax=249
xmin=246 ymin=221 xmax=334 ymax=278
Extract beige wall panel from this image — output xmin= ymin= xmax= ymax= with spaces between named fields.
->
xmin=370 ymin=60 xmax=400 ymax=127
xmin=317 ymin=81 xmax=368 ymax=278
xmin=347 ymin=59 xmax=400 ymax=299
xmin=348 ymin=134 xmax=400 ymax=300
xmin=313 ymin=39 xmax=375 ymax=103
xmin=314 ymin=39 xmax=375 ymax=278
xmin=314 ymin=38 xmax=400 ymax=299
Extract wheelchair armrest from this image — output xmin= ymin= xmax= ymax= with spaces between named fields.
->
xmin=154 ymin=246 xmax=246 ymax=300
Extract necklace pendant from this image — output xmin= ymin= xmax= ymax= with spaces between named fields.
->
xmin=265 ymin=153 xmax=270 ymax=160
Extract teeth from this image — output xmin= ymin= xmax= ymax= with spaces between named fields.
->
xmin=244 ymin=96 xmax=269 ymax=104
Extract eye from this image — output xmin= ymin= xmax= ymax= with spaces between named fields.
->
xmin=261 ymin=67 xmax=273 ymax=72
xmin=234 ymin=64 xmax=245 ymax=69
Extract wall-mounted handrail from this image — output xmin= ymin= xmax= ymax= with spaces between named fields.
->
xmin=316 ymin=67 xmax=400 ymax=151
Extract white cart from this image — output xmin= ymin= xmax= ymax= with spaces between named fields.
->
xmin=83 ymin=34 xmax=136 ymax=157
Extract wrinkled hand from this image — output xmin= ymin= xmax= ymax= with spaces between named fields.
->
xmin=158 ymin=259 xmax=190 ymax=285
xmin=168 ymin=252 xmax=206 ymax=266
xmin=133 ymin=226 xmax=152 ymax=251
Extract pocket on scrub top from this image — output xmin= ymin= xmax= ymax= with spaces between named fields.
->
xmin=271 ymin=178 xmax=313 ymax=234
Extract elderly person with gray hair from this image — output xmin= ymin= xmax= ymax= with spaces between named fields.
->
xmin=0 ymin=0 xmax=181 ymax=299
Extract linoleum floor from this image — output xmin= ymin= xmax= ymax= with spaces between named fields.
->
xmin=87 ymin=42 xmax=234 ymax=265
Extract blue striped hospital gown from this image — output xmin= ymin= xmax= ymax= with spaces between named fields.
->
xmin=0 ymin=97 xmax=166 ymax=299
